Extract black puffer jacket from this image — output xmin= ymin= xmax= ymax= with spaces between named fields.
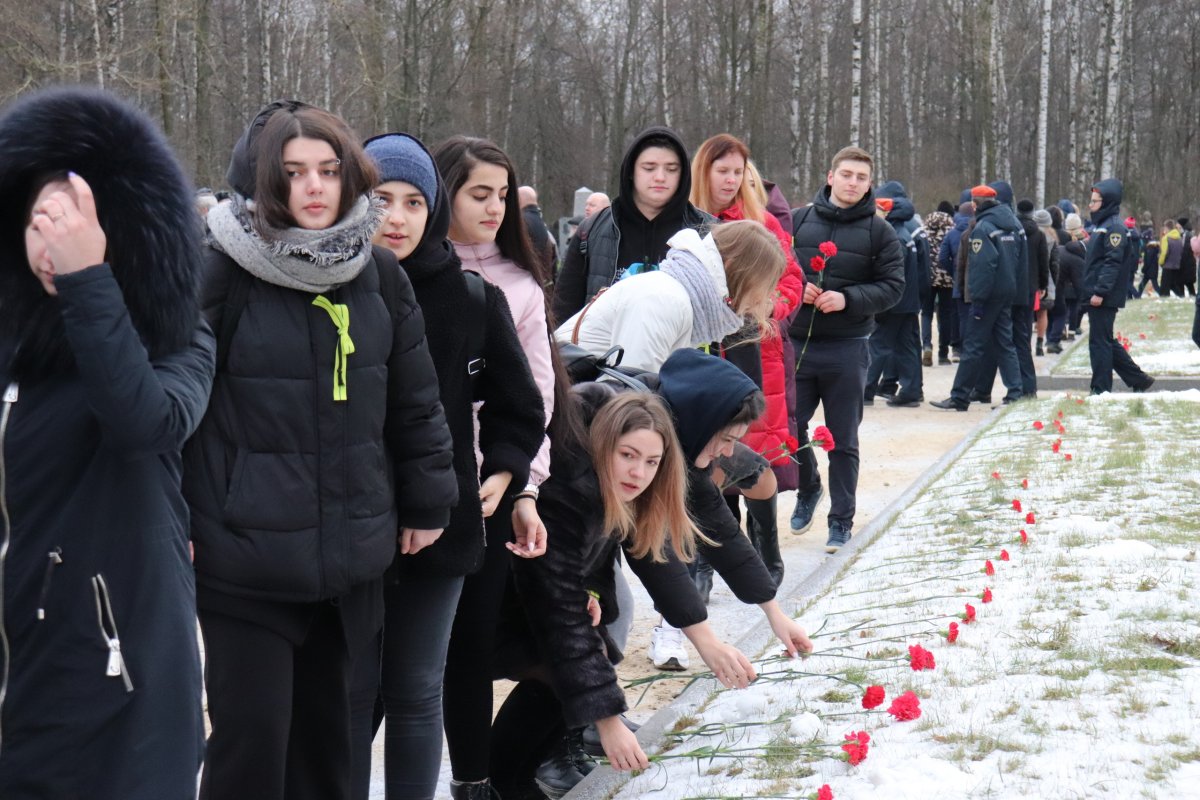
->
xmin=185 ymin=108 xmax=457 ymax=606
xmin=379 ymin=134 xmax=544 ymax=577
xmin=1055 ymin=240 xmax=1085 ymax=302
xmin=552 ymin=127 xmax=714 ymax=322
xmin=498 ymin=382 xmax=708 ymax=728
xmin=788 ymin=186 xmax=905 ymax=340
xmin=1082 ymin=179 xmax=1132 ymax=308
xmin=1017 ymin=210 xmax=1050 ymax=305
xmin=0 ymin=87 xmax=212 ymax=799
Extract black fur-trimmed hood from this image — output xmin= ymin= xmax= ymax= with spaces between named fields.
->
xmin=0 ymin=86 xmax=201 ymax=378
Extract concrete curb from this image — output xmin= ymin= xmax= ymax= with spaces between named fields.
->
xmin=566 ymin=406 xmax=1006 ymax=800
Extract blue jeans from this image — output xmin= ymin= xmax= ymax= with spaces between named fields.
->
xmin=350 ymin=572 xmax=464 ymax=800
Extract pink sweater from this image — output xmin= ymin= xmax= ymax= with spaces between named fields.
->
xmin=453 ymin=240 xmax=554 ymax=485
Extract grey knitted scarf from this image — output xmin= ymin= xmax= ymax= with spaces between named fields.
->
xmin=659 ymin=247 xmax=743 ymax=345
xmin=206 ymin=194 xmax=384 ymax=293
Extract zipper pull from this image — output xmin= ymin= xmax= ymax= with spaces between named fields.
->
xmin=106 ymin=638 xmax=124 ymax=677
xmin=36 ymin=548 xmax=63 ymax=620
xmin=3 ymin=382 xmax=17 ymax=403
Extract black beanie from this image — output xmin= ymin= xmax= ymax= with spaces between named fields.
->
xmin=937 ymin=200 xmax=955 ymax=214
xmin=1017 ymin=198 xmax=1035 ymax=214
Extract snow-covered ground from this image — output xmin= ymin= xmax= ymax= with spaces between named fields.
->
xmin=1054 ymin=296 xmax=1199 ymax=377
xmin=610 ymin=391 xmax=1200 ymax=800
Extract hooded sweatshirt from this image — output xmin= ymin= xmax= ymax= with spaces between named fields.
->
xmin=551 ymin=127 xmax=714 ymax=321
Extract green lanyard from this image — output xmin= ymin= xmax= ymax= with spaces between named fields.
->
xmin=312 ymin=295 xmax=355 ymax=401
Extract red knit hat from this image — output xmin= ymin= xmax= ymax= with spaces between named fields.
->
xmin=970 ymin=184 xmax=997 ymax=198
xmin=875 ymin=198 xmax=894 ymax=213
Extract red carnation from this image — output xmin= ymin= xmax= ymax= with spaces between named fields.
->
xmin=810 ymin=255 xmax=827 ymax=272
xmin=1138 ymin=333 xmax=1147 ymax=340
xmin=819 ymin=241 xmax=838 ymax=258
xmin=1025 ymin=512 xmax=1036 ymax=524
xmin=1021 ymin=478 xmax=1029 ymax=489
xmin=861 ymin=685 xmax=885 ymax=709
xmin=963 ymin=603 xmax=977 ymax=623
xmin=1000 ymin=549 xmax=1010 ymax=561
xmin=1075 ymin=398 xmax=1085 ymax=405
xmin=1052 ymin=439 xmax=1061 ymax=453
xmin=1065 ymin=453 xmax=1073 ymax=461
xmin=784 ymin=435 xmax=801 ymax=453
xmin=1012 ymin=498 xmax=1022 ymax=512
xmin=1033 ymin=421 xmax=1044 ymax=430
xmin=1057 ymin=410 xmax=1064 ymax=418
xmin=815 ymin=786 xmax=834 ymax=800
xmin=990 ymin=471 xmax=1001 ymax=480
xmin=984 ymin=560 xmax=995 ymax=576
xmin=887 ymin=691 xmax=922 ymax=721
xmin=841 ymin=731 xmax=870 ymax=766
xmin=812 ymin=425 xmax=835 ymax=451
xmin=1019 ymin=529 xmax=1028 ymax=546
xmin=982 ymin=587 xmax=993 ymax=603
xmin=908 ymin=644 xmax=936 ymax=671
xmin=946 ymin=621 xmax=959 ymax=642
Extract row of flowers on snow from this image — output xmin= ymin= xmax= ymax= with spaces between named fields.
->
xmin=615 ymin=397 xmax=1086 ymax=799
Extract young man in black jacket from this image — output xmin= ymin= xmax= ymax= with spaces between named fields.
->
xmin=551 ymin=127 xmax=714 ymax=323
xmin=788 ymin=146 xmax=904 ymax=552
xmin=1082 ymin=179 xmax=1155 ymax=394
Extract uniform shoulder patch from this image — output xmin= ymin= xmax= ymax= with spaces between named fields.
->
xmin=971 ymin=238 xmax=983 ymax=254
xmin=1108 ymin=232 xmax=1123 ymax=248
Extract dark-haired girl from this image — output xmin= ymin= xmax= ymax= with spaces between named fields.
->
xmin=432 ymin=136 xmax=567 ymax=799
xmin=183 ymin=102 xmax=458 ymax=800
xmin=347 ymin=133 xmax=545 ymax=799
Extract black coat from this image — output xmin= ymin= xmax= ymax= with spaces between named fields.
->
xmin=552 ymin=127 xmax=714 ymax=323
xmin=0 ymin=88 xmax=212 ymax=799
xmin=1018 ymin=211 xmax=1051 ymax=305
xmin=1082 ymin=179 xmax=1131 ymax=308
xmin=394 ymin=138 xmax=544 ymax=578
xmin=1055 ymin=240 xmax=1085 ymax=301
xmin=788 ymin=187 xmax=905 ymax=340
xmin=186 ymin=246 xmax=458 ymax=605
xmin=963 ymin=200 xmax=1023 ymax=305
xmin=497 ymin=384 xmax=709 ymax=729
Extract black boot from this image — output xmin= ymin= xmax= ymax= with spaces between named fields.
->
xmin=692 ymin=554 xmax=714 ymax=605
xmin=450 ymin=779 xmax=501 ymax=800
xmin=746 ymin=493 xmax=784 ymax=588
xmin=535 ymin=728 xmax=595 ymax=800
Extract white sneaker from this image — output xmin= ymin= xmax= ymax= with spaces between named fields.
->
xmin=649 ymin=624 xmax=689 ymax=671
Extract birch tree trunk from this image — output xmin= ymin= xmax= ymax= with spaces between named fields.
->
xmin=990 ymin=0 xmax=1010 ymax=179
xmin=849 ymin=0 xmax=863 ymax=146
xmin=1066 ymin=0 xmax=1080 ymax=194
xmin=868 ymin=0 xmax=882 ymax=173
xmin=656 ymin=0 xmax=667 ymax=123
xmin=1035 ymin=0 xmax=1052 ymax=206
xmin=90 ymin=0 xmax=105 ymax=87
xmin=789 ymin=0 xmax=805 ymax=195
xmin=1099 ymin=0 xmax=1125 ymax=177
xmin=1082 ymin=0 xmax=1111 ymax=189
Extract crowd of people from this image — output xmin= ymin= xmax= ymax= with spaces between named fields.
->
xmin=1 ymin=85 xmax=1197 ymax=800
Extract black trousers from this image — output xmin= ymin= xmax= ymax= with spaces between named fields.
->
xmin=1087 ymin=305 xmax=1151 ymax=393
xmin=199 ymin=604 xmax=353 ymax=800
xmin=488 ymin=675 xmax=565 ymax=792
xmin=922 ymin=286 xmax=959 ymax=354
xmin=443 ymin=498 xmax=516 ymax=782
xmin=978 ymin=303 xmax=1037 ymax=397
xmin=1138 ymin=264 xmax=1160 ymax=296
xmin=1160 ymin=269 xmax=1185 ymax=297
xmin=866 ymin=312 xmax=923 ymax=401
xmin=792 ymin=337 xmax=869 ymax=529
xmin=950 ymin=301 xmax=1022 ymax=405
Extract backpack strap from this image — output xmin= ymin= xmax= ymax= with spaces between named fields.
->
xmin=462 ymin=270 xmax=488 ymax=384
xmin=790 ymin=205 xmax=814 ymax=239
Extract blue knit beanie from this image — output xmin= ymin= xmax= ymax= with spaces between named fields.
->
xmin=364 ymin=133 xmax=438 ymax=208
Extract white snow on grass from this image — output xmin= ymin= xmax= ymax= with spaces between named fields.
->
xmin=610 ymin=392 xmax=1200 ymax=800
xmin=1055 ymin=296 xmax=1199 ymax=377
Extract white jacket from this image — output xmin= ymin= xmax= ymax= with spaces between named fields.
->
xmin=555 ymin=229 xmax=729 ymax=372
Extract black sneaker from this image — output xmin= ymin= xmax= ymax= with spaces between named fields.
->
xmin=790 ymin=486 xmax=824 ymax=534
xmin=938 ymin=353 xmax=952 ymax=365
xmin=878 ymin=383 xmax=899 ymax=398
xmin=968 ymin=390 xmax=992 ymax=404
xmin=886 ymin=395 xmax=922 ymax=407
xmin=1046 ymin=342 xmax=1063 ymax=354
xmin=1133 ymin=376 xmax=1155 ymax=393
xmin=930 ymin=397 xmax=968 ymax=411
xmin=825 ymin=522 xmax=852 ymax=553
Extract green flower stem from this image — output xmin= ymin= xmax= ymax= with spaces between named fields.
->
xmin=793 ymin=273 xmax=824 ymax=375
xmin=812 ymin=614 xmax=959 ymax=639
xmin=821 ymin=593 xmax=970 ymax=617
xmin=835 ymin=571 xmax=983 ymax=597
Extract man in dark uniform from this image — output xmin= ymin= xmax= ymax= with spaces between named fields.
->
xmin=1082 ymin=179 xmax=1155 ymax=394
xmin=931 ymin=185 xmax=1024 ymax=410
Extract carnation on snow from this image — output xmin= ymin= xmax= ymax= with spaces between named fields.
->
xmin=862 ymin=685 xmax=885 ymax=710
xmin=887 ymin=691 xmax=922 ymax=721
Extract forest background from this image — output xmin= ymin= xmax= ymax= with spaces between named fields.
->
xmin=2 ymin=0 xmax=1197 ymax=222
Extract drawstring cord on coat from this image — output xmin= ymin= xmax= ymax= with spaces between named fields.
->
xmin=312 ymin=296 xmax=354 ymax=401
